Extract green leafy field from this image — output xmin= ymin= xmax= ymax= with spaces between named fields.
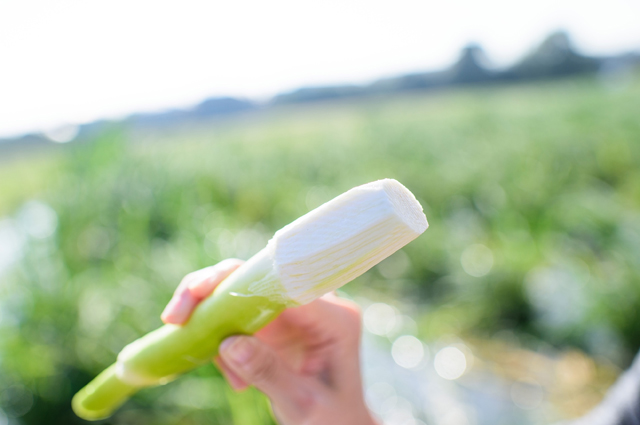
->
xmin=1 ymin=75 xmax=640 ymax=424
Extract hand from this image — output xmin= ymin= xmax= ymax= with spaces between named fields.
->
xmin=161 ymin=260 xmax=379 ymax=425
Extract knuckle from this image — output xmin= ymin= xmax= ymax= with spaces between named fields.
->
xmin=343 ymin=306 xmax=359 ymax=318
xmin=293 ymin=389 xmax=317 ymax=414
xmin=247 ymin=354 xmax=278 ymax=384
xmin=180 ymin=272 xmax=195 ymax=283
xmin=175 ymin=272 xmax=197 ymax=293
xmin=344 ymin=301 xmax=362 ymax=319
xmin=219 ymin=258 xmax=244 ymax=269
xmin=341 ymin=303 xmax=362 ymax=330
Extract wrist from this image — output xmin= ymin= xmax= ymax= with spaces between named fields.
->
xmin=355 ymin=405 xmax=380 ymax=425
xmin=365 ymin=415 xmax=380 ymax=425
xmin=366 ymin=413 xmax=381 ymax=425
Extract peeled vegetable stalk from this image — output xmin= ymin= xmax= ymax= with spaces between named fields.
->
xmin=72 ymin=178 xmax=428 ymax=420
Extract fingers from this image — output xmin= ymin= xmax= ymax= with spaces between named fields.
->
xmin=161 ymin=259 xmax=244 ymax=325
xmin=161 ymin=290 xmax=199 ymax=326
xmin=187 ymin=259 xmax=244 ymax=298
xmin=218 ymin=336 xmax=320 ymax=421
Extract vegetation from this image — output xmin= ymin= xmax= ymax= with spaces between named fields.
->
xmin=1 ymin=74 xmax=640 ymax=424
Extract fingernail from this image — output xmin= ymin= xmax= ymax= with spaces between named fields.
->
xmin=161 ymin=293 xmax=193 ymax=324
xmin=219 ymin=336 xmax=254 ymax=366
xmin=161 ymin=297 xmax=182 ymax=322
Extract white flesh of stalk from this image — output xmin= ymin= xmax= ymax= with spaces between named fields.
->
xmin=250 ymin=178 xmax=428 ymax=304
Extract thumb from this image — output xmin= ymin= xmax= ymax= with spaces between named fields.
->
xmin=219 ymin=336 xmax=318 ymax=420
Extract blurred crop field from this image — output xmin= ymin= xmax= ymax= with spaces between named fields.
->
xmin=1 ymin=74 xmax=640 ymax=425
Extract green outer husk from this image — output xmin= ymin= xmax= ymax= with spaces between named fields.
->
xmin=72 ymin=248 xmax=291 ymax=421
xmin=71 ymin=365 xmax=136 ymax=421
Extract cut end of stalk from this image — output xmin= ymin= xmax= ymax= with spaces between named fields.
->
xmin=377 ymin=178 xmax=428 ymax=235
xmin=271 ymin=178 xmax=428 ymax=304
xmin=72 ymin=364 xmax=138 ymax=421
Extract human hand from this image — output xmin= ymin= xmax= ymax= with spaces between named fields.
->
xmin=161 ymin=259 xmax=379 ymax=425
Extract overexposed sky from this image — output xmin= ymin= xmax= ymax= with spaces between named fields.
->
xmin=1 ymin=0 xmax=639 ymax=138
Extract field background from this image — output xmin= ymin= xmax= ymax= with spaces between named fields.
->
xmin=1 ymin=74 xmax=640 ymax=425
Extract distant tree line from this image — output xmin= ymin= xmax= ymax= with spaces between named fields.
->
xmin=1 ymin=31 xmax=639 ymax=148
xmin=272 ymin=31 xmax=639 ymax=103
xmin=125 ymin=31 xmax=639 ymax=115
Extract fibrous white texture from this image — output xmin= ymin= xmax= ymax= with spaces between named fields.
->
xmin=269 ymin=179 xmax=428 ymax=304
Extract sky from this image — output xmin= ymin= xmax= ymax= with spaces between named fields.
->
xmin=0 ymin=0 xmax=639 ymax=139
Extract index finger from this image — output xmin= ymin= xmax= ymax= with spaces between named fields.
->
xmin=161 ymin=259 xmax=244 ymax=325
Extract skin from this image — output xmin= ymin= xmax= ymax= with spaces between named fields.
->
xmin=162 ymin=259 xmax=379 ymax=425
